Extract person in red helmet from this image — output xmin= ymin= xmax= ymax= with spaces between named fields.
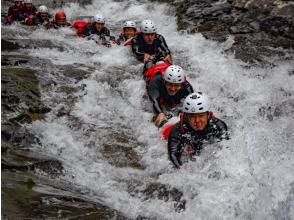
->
xmin=22 ymin=0 xmax=36 ymax=18
xmin=52 ymin=11 xmax=71 ymax=28
xmin=6 ymin=0 xmax=24 ymax=24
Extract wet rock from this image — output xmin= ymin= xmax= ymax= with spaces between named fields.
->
xmin=102 ymin=143 xmax=144 ymax=169
xmin=169 ymin=0 xmax=294 ymax=63
xmin=1 ymin=39 xmax=21 ymax=51
xmin=2 ymin=170 xmax=129 ymax=220
xmin=60 ymin=65 xmax=91 ymax=81
xmin=128 ymin=182 xmax=186 ymax=212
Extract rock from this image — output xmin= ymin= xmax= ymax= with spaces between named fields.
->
xmin=2 ymin=170 xmax=129 ymax=220
xmin=261 ymin=16 xmax=294 ymax=38
xmin=230 ymin=24 xmax=256 ymax=34
xmin=1 ymin=39 xmax=21 ymax=51
xmin=170 ymin=0 xmax=294 ymax=63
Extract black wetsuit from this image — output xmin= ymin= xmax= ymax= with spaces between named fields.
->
xmin=84 ymin=24 xmax=111 ymax=37
xmin=131 ymin=33 xmax=171 ymax=62
xmin=52 ymin=21 xmax=71 ymax=29
xmin=168 ymin=113 xmax=228 ymax=168
xmin=148 ymin=74 xmax=193 ymax=116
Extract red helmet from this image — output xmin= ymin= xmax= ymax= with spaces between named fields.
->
xmin=55 ymin=11 xmax=66 ymax=23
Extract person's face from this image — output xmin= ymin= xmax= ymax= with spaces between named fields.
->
xmin=124 ymin=28 xmax=136 ymax=39
xmin=15 ymin=1 xmax=21 ymax=7
xmin=25 ymin=3 xmax=32 ymax=8
xmin=187 ymin=112 xmax=209 ymax=131
xmin=143 ymin=33 xmax=155 ymax=44
xmin=95 ymin=23 xmax=104 ymax=31
xmin=40 ymin=12 xmax=48 ymax=19
xmin=57 ymin=16 xmax=66 ymax=25
xmin=165 ymin=82 xmax=182 ymax=96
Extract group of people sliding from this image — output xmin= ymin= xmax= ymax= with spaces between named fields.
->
xmin=6 ymin=0 xmax=229 ymax=169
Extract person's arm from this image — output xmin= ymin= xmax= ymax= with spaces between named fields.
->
xmin=158 ymin=35 xmax=171 ymax=56
xmin=168 ymin=124 xmax=183 ymax=169
xmin=215 ymin=118 xmax=229 ymax=140
xmin=148 ymin=76 xmax=164 ymax=115
xmin=83 ymin=25 xmax=92 ymax=36
xmin=131 ymin=37 xmax=144 ymax=61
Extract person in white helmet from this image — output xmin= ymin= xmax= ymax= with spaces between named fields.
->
xmin=148 ymin=65 xmax=194 ymax=127
xmin=24 ymin=5 xmax=52 ymax=29
xmin=132 ymin=20 xmax=172 ymax=67
xmin=116 ymin=21 xmax=138 ymax=45
xmin=6 ymin=0 xmax=24 ymax=24
xmin=168 ymin=92 xmax=228 ymax=169
xmin=84 ymin=14 xmax=111 ymax=37
xmin=23 ymin=0 xmax=36 ymax=18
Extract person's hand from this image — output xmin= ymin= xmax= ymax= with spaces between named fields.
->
xmin=155 ymin=112 xmax=168 ymax=127
xmin=144 ymin=53 xmax=152 ymax=63
xmin=163 ymin=54 xmax=172 ymax=64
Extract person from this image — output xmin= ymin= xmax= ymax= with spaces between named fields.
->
xmin=52 ymin=11 xmax=71 ymax=28
xmin=83 ymin=14 xmax=114 ymax=46
xmin=24 ymin=5 xmax=52 ymax=29
xmin=71 ymin=16 xmax=93 ymax=37
xmin=116 ymin=21 xmax=137 ymax=46
xmin=22 ymin=0 xmax=36 ymax=18
xmin=168 ymin=92 xmax=228 ymax=169
xmin=6 ymin=0 xmax=24 ymax=24
xmin=148 ymin=65 xmax=193 ymax=127
xmin=132 ymin=19 xmax=172 ymax=71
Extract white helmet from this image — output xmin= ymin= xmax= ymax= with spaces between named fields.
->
xmin=38 ymin=5 xmax=48 ymax=13
xmin=182 ymin=92 xmax=209 ymax=114
xmin=140 ymin=20 xmax=157 ymax=33
xmin=24 ymin=0 xmax=32 ymax=3
xmin=94 ymin=14 xmax=105 ymax=23
xmin=123 ymin=21 xmax=136 ymax=29
xmin=163 ymin=65 xmax=185 ymax=83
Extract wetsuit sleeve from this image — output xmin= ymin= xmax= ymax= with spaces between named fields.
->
xmin=158 ymin=35 xmax=171 ymax=56
xmin=214 ymin=118 xmax=229 ymax=140
xmin=101 ymin=27 xmax=110 ymax=37
xmin=168 ymin=123 xmax=183 ymax=169
xmin=148 ymin=75 xmax=164 ymax=115
xmin=83 ymin=25 xmax=92 ymax=36
xmin=131 ymin=37 xmax=144 ymax=61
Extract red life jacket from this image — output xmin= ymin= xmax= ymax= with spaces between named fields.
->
xmin=71 ymin=21 xmax=91 ymax=37
xmin=161 ymin=112 xmax=216 ymax=140
xmin=144 ymin=62 xmax=171 ymax=82
xmin=124 ymin=38 xmax=133 ymax=46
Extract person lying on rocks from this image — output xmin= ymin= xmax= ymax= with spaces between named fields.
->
xmin=148 ymin=65 xmax=193 ymax=127
xmin=22 ymin=0 xmax=36 ymax=19
xmin=116 ymin=21 xmax=138 ymax=46
xmin=83 ymin=14 xmax=115 ymax=47
xmin=52 ymin=11 xmax=71 ymax=29
xmin=168 ymin=92 xmax=229 ymax=169
xmin=6 ymin=0 xmax=24 ymax=24
xmin=24 ymin=5 xmax=53 ymax=29
xmin=132 ymin=19 xmax=172 ymax=71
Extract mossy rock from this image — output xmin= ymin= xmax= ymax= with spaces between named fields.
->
xmin=2 ymin=68 xmax=41 ymax=108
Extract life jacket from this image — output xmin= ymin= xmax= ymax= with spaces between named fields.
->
xmin=23 ymin=5 xmax=36 ymax=17
xmin=144 ymin=62 xmax=171 ymax=83
xmin=161 ymin=112 xmax=216 ymax=140
xmin=71 ymin=21 xmax=91 ymax=37
xmin=124 ymin=38 xmax=133 ymax=46
xmin=161 ymin=113 xmax=184 ymax=140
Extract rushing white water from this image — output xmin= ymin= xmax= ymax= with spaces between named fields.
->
xmin=3 ymin=0 xmax=294 ymax=219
